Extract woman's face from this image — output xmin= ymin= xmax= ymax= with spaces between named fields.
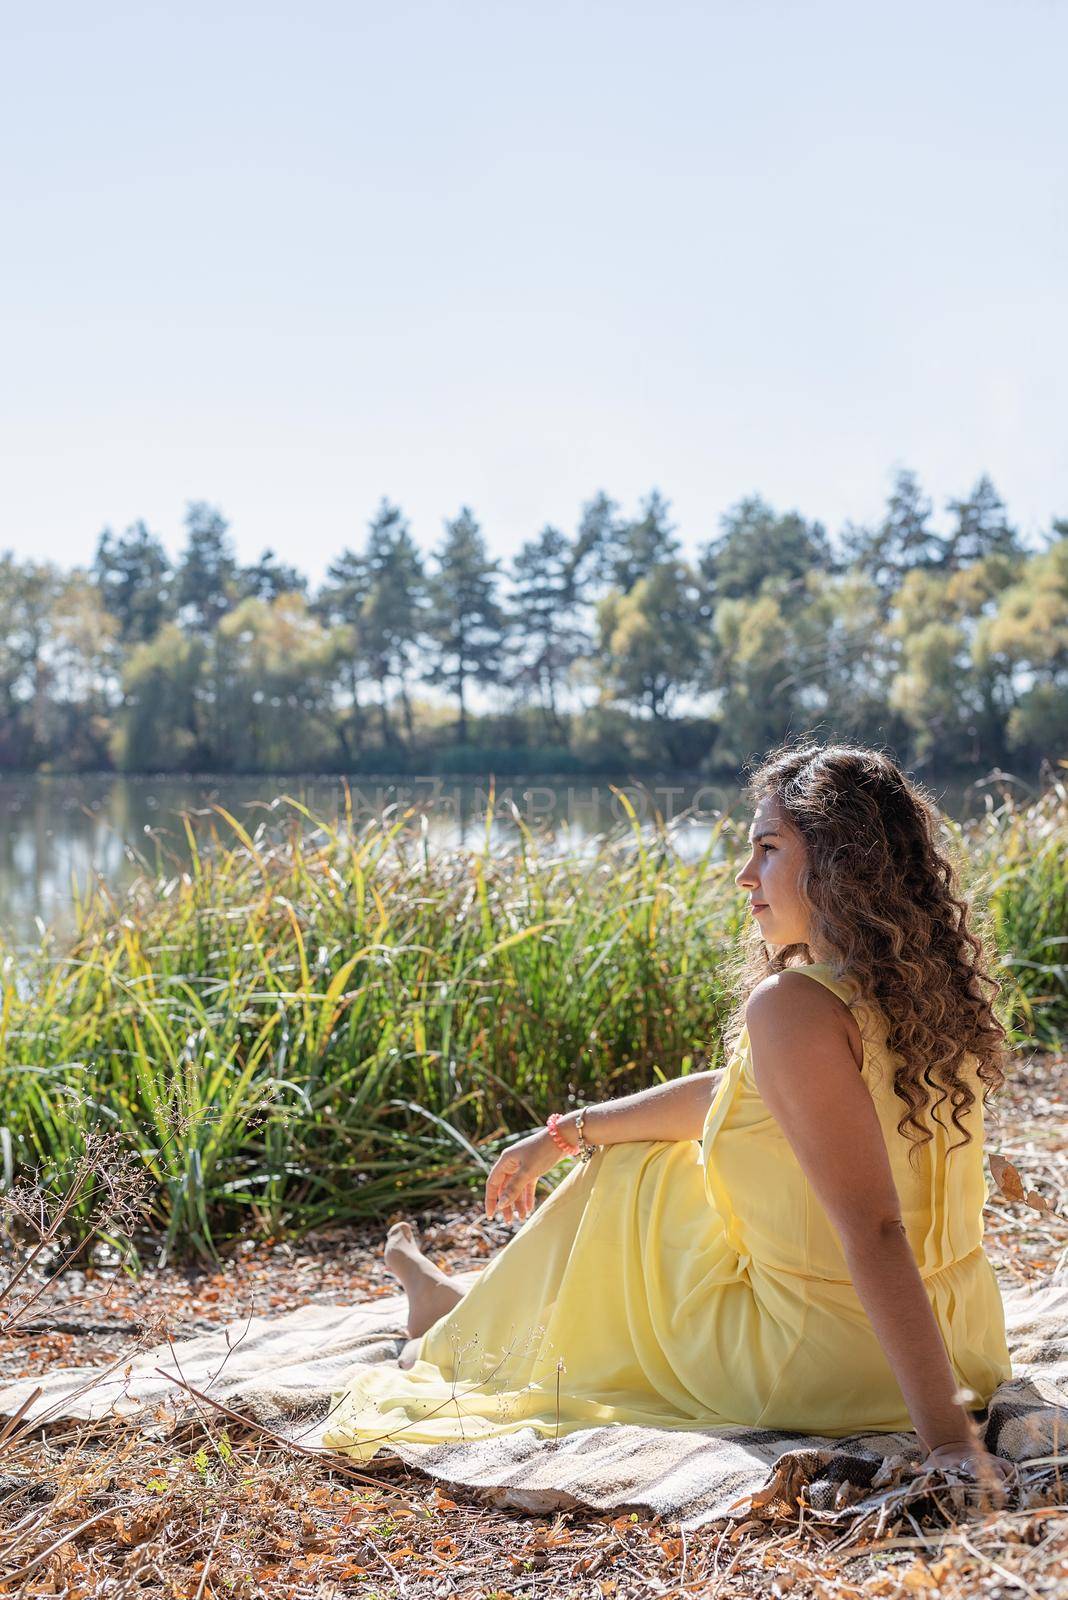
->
xmin=735 ymin=794 xmax=815 ymax=951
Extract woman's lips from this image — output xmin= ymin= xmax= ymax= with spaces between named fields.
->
xmin=751 ymin=902 xmax=768 ymax=912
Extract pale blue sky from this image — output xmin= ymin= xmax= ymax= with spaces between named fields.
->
xmin=2 ymin=0 xmax=1065 ymax=582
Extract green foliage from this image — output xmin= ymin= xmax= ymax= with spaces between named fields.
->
xmin=424 ymin=508 xmax=507 ymax=743
xmin=237 ymin=548 xmax=308 ymax=602
xmin=842 ymin=469 xmax=942 ymax=605
xmin=0 ymin=794 xmax=739 ymax=1257
xmin=0 ymin=780 xmax=1063 ymax=1260
xmin=93 ymin=521 xmax=173 ymax=644
xmin=943 ymin=475 xmax=1024 ymax=572
xmin=508 ymin=524 xmax=590 ymax=736
xmin=708 ymin=589 xmax=793 ymax=764
xmin=214 ymin=595 xmax=341 ymax=769
xmin=971 ymin=774 xmax=1068 ymax=1047
xmin=888 ymin=618 xmax=972 ymax=762
xmin=974 ymin=535 xmax=1068 ymax=762
xmin=0 ymin=472 xmax=1064 ymax=775
xmin=113 ymin=623 xmax=206 ymax=770
xmin=700 ymin=495 xmax=833 ymax=605
xmin=359 ymin=500 xmax=426 ymax=744
xmin=596 ymin=561 xmax=706 ymax=725
xmin=176 ymin=502 xmax=239 ymax=634
xmin=610 ymin=488 xmax=680 ymax=594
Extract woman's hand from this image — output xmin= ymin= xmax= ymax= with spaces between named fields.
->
xmin=919 ymin=1440 xmax=1014 ymax=1495
xmin=484 ymin=1130 xmax=567 ymax=1224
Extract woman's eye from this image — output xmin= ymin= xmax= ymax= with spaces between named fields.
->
xmin=760 ymin=844 xmax=776 ymax=854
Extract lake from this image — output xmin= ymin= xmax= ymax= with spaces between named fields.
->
xmin=0 ymin=771 xmax=983 ymax=948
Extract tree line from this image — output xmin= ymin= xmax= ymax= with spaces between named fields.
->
xmin=1 ymin=470 xmax=1065 ymax=776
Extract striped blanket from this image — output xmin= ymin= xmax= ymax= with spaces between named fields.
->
xmin=1 ymin=1276 xmax=1064 ymax=1529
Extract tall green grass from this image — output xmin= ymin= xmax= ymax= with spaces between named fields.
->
xmin=0 ymin=776 xmax=1064 ymax=1260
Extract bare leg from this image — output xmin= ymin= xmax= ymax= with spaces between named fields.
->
xmin=384 ymin=1222 xmax=467 ymax=1365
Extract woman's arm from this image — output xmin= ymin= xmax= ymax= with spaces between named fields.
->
xmin=745 ymin=973 xmax=984 ymax=1457
xmin=553 ymin=1067 xmax=724 ymax=1150
xmin=484 ymin=1067 xmax=723 ymax=1224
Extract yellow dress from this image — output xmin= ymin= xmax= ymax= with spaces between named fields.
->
xmin=324 ymin=964 xmax=1011 ymax=1460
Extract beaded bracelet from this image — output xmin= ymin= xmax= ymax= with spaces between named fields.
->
xmin=546 ymin=1109 xmax=600 ymax=1164
xmin=549 ymin=1113 xmax=575 ymax=1152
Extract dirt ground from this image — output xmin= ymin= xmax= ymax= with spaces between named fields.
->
xmin=1 ymin=1049 xmax=1066 ymax=1598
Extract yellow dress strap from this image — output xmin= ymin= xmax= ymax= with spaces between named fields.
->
xmin=782 ymin=963 xmax=878 ymax=1079
xmin=785 ymin=962 xmax=859 ymax=1006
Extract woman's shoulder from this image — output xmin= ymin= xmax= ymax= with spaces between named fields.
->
xmin=745 ymin=965 xmax=866 ymax=1072
xmin=744 ymin=961 xmax=861 ymax=1012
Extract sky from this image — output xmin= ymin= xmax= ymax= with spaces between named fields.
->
xmin=1 ymin=0 xmax=1066 ymax=584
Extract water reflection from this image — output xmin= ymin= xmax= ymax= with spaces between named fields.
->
xmin=0 ymin=771 xmax=977 ymax=949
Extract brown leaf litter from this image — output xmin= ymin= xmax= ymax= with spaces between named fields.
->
xmin=0 ymin=1047 xmax=1065 ymax=1597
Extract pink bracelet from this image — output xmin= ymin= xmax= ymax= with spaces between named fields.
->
xmin=546 ymin=1112 xmax=579 ymax=1156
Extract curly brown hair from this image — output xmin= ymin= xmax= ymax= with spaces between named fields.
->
xmin=722 ymin=738 xmax=1008 ymax=1162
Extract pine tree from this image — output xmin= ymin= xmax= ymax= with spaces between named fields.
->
xmin=841 ymin=470 xmax=945 ymax=606
xmin=315 ymin=546 xmax=371 ymax=744
xmin=942 ymin=475 xmax=1023 ymax=571
xmin=175 ymin=503 xmax=238 ymax=633
xmin=92 ymin=521 xmax=173 ymax=643
xmin=360 ymin=500 xmax=426 ymax=744
xmin=568 ymin=491 xmax=621 ymax=601
xmin=424 ymin=508 xmax=506 ymax=744
xmin=238 ymin=549 xmax=308 ymax=601
xmin=700 ymin=496 xmax=833 ymax=604
xmin=612 ymin=489 xmax=680 ymax=593
xmin=508 ymin=524 xmax=590 ymax=736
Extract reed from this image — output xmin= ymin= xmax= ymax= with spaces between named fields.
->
xmin=0 ymin=776 xmax=1064 ymax=1260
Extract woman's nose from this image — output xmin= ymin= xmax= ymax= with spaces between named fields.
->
xmin=736 ymin=855 xmax=759 ymax=889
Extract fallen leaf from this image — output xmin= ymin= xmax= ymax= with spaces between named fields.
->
xmin=989 ymin=1153 xmax=1056 ymax=1213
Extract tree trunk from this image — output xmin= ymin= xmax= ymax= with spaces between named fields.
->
xmin=334 ymin=713 xmax=353 ymax=765
xmin=400 ymin=679 xmax=414 ymax=743
xmin=348 ymin=662 xmax=364 ymax=736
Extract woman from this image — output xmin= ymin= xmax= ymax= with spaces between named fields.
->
xmin=324 ymin=742 xmax=1013 ymax=1486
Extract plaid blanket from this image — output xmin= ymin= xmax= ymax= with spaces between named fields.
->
xmin=2 ymin=1276 xmax=1064 ymax=1529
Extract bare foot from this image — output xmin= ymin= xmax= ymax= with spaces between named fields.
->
xmin=384 ymin=1222 xmax=466 ymax=1343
